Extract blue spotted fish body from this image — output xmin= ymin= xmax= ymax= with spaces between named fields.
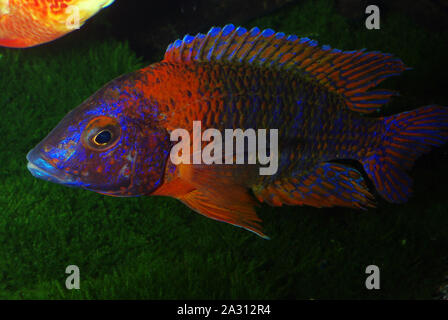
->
xmin=27 ymin=25 xmax=448 ymax=238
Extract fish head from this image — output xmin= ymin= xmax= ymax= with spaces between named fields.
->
xmin=27 ymin=73 xmax=172 ymax=197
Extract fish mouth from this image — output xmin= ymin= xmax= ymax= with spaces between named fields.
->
xmin=26 ymin=149 xmax=78 ymax=186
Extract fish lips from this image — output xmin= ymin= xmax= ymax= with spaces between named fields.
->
xmin=26 ymin=149 xmax=78 ymax=187
xmin=26 ymin=148 xmax=135 ymax=195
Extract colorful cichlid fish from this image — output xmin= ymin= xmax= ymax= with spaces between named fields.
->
xmin=0 ymin=0 xmax=114 ymax=48
xmin=27 ymin=25 xmax=448 ymax=238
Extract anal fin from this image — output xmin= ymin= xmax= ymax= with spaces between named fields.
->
xmin=253 ymin=162 xmax=376 ymax=209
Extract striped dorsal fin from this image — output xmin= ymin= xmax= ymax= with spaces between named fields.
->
xmin=164 ymin=24 xmax=408 ymax=114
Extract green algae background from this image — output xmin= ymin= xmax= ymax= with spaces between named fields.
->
xmin=1 ymin=0 xmax=447 ymax=299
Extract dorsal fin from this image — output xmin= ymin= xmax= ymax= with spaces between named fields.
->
xmin=164 ymin=24 xmax=408 ymax=114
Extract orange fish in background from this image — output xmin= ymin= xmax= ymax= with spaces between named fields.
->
xmin=26 ymin=25 xmax=448 ymax=238
xmin=0 ymin=0 xmax=114 ymax=48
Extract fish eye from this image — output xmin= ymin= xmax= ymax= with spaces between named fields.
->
xmin=82 ymin=116 xmax=121 ymax=151
xmin=93 ymin=129 xmax=112 ymax=146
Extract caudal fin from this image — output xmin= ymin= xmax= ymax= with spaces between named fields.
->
xmin=362 ymin=105 xmax=448 ymax=203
